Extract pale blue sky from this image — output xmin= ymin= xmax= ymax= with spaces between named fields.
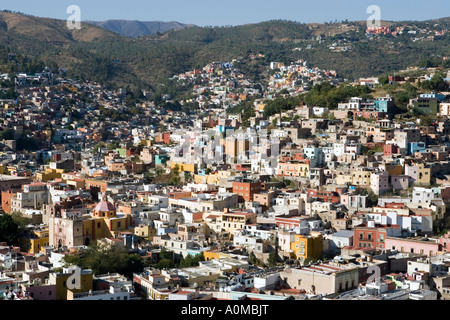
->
xmin=2 ymin=0 xmax=450 ymax=26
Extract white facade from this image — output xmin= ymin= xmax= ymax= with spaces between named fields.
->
xmin=411 ymin=187 xmax=438 ymax=205
xmin=253 ymin=272 xmax=280 ymax=290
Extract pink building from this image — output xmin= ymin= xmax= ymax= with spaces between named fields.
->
xmin=370 ymin=171 xmax=390 ymax=195
xmin=439 ymin=233 xmax=450 ymax=253
xmin=25 ymin=285 xmax=56 ymax=300
xmin=391 ymin=175 xmax=409 ymax=191
xmin=385 ymin=236 xmax=441 ymax=257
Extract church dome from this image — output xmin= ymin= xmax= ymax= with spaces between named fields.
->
xmin=94 ymin=194 xmax=116 ymax=213
xmin=95 ymin=201 xmax=116 ymax=212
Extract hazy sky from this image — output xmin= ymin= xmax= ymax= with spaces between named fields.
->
xmin=3 ymin=0 xmax=450 ymax=26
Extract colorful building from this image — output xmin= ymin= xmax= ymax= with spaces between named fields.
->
xmin=290 ymin=232 xmax=323 ymax=261
xmin=232 ymin=180 xmax=262 ymax=201
xmin=20 ymin=226 xmax=49 ymax=254
xmin=277 ymin=161 xmax=310 ymax=178
xmin=353 ymin=222 xmax=402 ymax=250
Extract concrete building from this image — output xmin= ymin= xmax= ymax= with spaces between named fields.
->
xmin=281 ymin=262 xmax=360 ymax=295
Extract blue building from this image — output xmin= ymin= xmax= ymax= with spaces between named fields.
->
xmin=408 ymin=142 xmax=426 ymax=155
xmin=420 ymin=93 xmax=445 ymax=102
xmin=374 ymin=96 xmax=395 ymax=113
xmin=155 ymin=154 xmax=169 ymax=165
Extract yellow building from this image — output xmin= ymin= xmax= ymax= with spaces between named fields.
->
xmin=336 ymin=173 xmax=353 ymax=185
xmin=147 ymin=286 xmax=170 ymax=300
xmin=170 ymin=161 xmax=197 ymax=173
xmin=219 ymin=210 xmax=257 ymax=239
xmin=140 ymin=139 xmax=152 ymax=147
xmin=253 ymin=101 xmax=266 ymax=113
xmin=52 ymin=268 xmax=93 ymax=300
xmin=65 ymin=178 xmax=85 ymax=189
xmin=134 ymin=224 xmax=156 ymax=241
xmin=277 ymin=162 xmax=310 ymax=178
xmin=351 ymin=169 xmax=371 ymax=186
xmin=20 ymin=227 xmax=49 ymax=254
xmin=194 ymin=173 xmax=220 ymax=184
xmin=218 ymin=170 xmax=235 ymax=179
xmin=290 ymin=232 xmax=323 ymax=261
xmin=416 ymin=163 xmax=431 ymax=185
xmin=222 ymin=137 xmax=249 ymax=160
xmin=35 ymin=168 xmax=64 ymax=182
xmin=203 ymin=250 xmax=234 ymax=261
xmin=88 ymin=196 xmax=134 ymax=240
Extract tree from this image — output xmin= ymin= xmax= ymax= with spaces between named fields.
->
xmin=179 ymin=252 xmax=205 ymax=268
xmin=249 ymin=252 xmax=260 ymax=266
xmin=267 ymin=251 xmax=277 ymax=267
xmin=11 ymin=211 xmax=31 ymax=229
xmin=109 ymin=141 xmax=120 ymax=150
xmin=378 ymin=75 xmax=389 ymax=85
xmin=367 ymin=190 xmax=379 ymax=207
xmin=156 ymin=258 xmax=174 ymax=269
xmin=168 ymin=176 xmax=181 ymax=186
xmin=0 ymin=129 xmax=14 ymax=140
xmin=0 ymin=214 xmax=20 ymax=245
xmin=62 ymin=242 xmax=145 ymax=277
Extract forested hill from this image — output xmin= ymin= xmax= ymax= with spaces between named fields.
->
xmin=84 ymin=20 xmax=195 ymax=38
xmin=0 ymin=10 xmax=449 ymax=92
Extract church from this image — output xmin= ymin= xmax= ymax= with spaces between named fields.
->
xmin=49 ymin=194 xmax=134 ymax=249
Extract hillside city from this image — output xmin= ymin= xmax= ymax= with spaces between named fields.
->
xmin=1 ymin=22 xmax=450 ymax=303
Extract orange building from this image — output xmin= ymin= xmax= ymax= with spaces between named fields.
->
xmin=2 ymin=190 xmax=18 ymax=214
xmin=232 ymin=180 xmax=261 ymax=201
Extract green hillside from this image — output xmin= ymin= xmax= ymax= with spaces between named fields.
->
xmin=0 ymin=11 xmax=449 ymax=93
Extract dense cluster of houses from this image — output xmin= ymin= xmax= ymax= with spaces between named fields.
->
xmin=1 ymin=54 xmax=450 ymax=302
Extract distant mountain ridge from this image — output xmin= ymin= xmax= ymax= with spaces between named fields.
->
xmin=0 ymin=10 xmax=449 ymax=91
xmin=84 ymin=20 xmax=195 ymax=37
